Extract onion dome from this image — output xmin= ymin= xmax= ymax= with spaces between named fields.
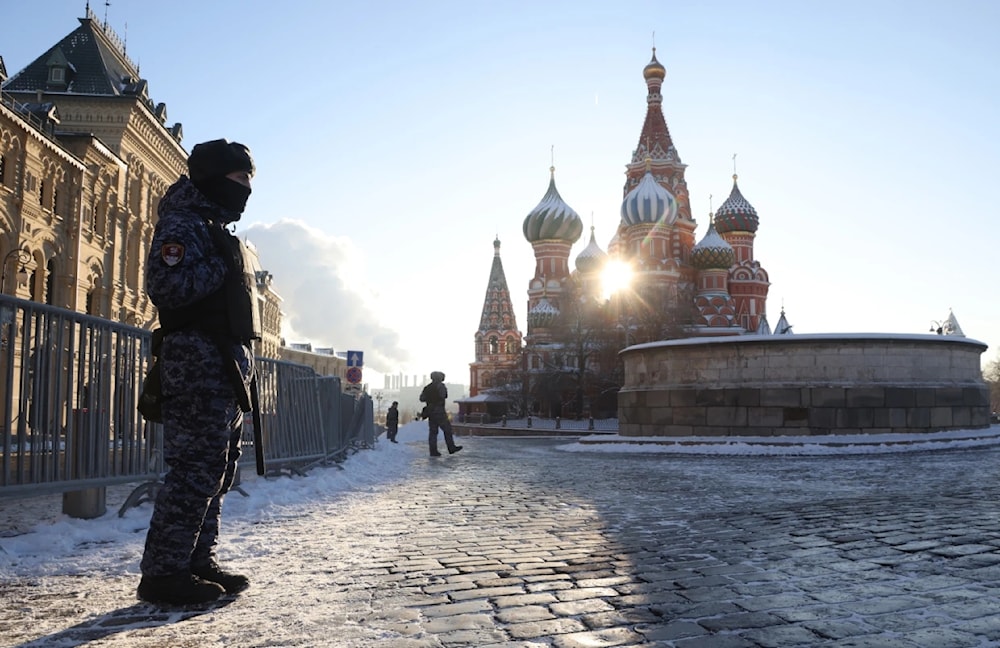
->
xmin=691 ymin=216 xmax=735 ymax=270
xmin=643 ymin=47 xmax=666 ymax=81
xmin=528 ymin=297 xmax=560 ymax=328
xmin=575 ymin=226 xmax=607 ymax=273
xmin=621 ymin=160 xmax=678 ymax=227
xmin=523 ymin=167 xmax=583 ymax=244
xmin=714 ymin=174 xmax=759 ymax=234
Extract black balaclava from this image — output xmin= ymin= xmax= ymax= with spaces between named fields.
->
xmin=187 ymin=139 xmax=255 ymax=219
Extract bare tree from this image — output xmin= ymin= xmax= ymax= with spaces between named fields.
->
xmin=983 ymin=351 xmax=1000 ymax=419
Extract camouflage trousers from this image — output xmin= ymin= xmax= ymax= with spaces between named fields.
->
xmin=140 ymin=390 xmax=243 ymax=577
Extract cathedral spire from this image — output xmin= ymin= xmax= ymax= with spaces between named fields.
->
xmin=470 ymin=238 xmax=523 ymax=398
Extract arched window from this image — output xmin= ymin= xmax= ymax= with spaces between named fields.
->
xmin=489 ymin=336 xmax=499 ymax=355
xmin=45 ymin=258 xmax=55 ymax=305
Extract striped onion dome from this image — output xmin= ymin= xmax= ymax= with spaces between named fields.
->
xmin=523 ymin=167 xmax=583 ymax=244
xmin=691 ymin=217 xmax=735 ymax=270
xmin=528 ymin=297 xmax=560 ymax=328
xmin=621 ymin=163 xmax=678 ymax=227
xmin=575 ymin=226 xmax=607 ymax=273
xmin=714 ymin=174 xmax=759 ymax=234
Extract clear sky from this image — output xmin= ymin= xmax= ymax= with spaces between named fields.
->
xmin=4 ymin=1 xmax=1000 ymax=389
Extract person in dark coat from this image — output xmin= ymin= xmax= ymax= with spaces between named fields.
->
xmin=386 ymin=401 xmax=399 ymax=442
xmin=419 ymin=371 xmax=461 ymax=457
xmin=137 ymin=139 xmax=258 ymax=606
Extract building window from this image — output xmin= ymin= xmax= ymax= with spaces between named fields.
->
xmin=0 ymin=155 xmax=6 ymax=187
xmin=45 ymin=259 xmax=55 ymax=305
xmin=38 ymin=180 xmax=45 ymax=206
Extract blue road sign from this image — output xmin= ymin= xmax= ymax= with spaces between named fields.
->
xmin=347 ymin=350 xmax=364 ymax=367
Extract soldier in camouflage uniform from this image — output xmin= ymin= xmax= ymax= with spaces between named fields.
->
xmin=137 ymin=139 xmax=259 ymax=605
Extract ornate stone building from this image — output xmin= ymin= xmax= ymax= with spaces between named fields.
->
xmin=0 ymin=9 xmax=284 ymax=358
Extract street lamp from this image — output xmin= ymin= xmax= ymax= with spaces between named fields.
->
xmin=929 ymin=320 xmax=950 ymax=336
xmin=1 ymin=249 xmax=29 ymax=294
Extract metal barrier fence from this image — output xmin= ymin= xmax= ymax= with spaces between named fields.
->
xmin=0 ymin=294 xmax=375 ymax=517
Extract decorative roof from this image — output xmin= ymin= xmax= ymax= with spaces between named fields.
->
xmin=477 ymin=238 xmax=519 ymax=335
xmin=4 ymin=12 xmax=147 ymax=101
xmin=715 ymin=174 xmax=759 ymax=234
xmin=643 ymin=47 xmax=666 ymax=81
xmin=691 ymin=218 xmax=735 ymax=270
xmin=527 ymin=297 xmax=560 ymax=328
xmin=755 ymin=313 xmax=772 ymax=335
xmin=575 ymin=226 xmax=607 ymax=273
xmin=621 ymin=162 xmax=678 ymax=227
xmin=934 ymin=309 xmax=965 ymax=337
xmin=774 ymin=308 xmax=793 ymax=334
xmin=630 ymin=48 xmax=679 ymax=166
xmin=523 ymin=167 xmax=583 ymax=244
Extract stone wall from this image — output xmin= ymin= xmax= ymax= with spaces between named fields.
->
xmin=619 ymin=334 xmax=990 ymax=437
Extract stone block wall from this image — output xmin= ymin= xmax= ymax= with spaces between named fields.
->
xmin=619 ymin=334 xmax=990 ymax=437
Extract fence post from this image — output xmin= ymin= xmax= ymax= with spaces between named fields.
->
xmin=62 ymin=408 xmax=107 ymax=519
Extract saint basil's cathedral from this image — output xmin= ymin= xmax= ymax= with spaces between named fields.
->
xmin=463 ymin=49 xmax=791 ymax=420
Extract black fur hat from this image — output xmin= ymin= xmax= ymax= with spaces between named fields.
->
xmin=187 ymin=139 xmax=255 ymax=184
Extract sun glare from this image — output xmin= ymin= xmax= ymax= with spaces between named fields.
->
xmin=601 ymin=260 xmax=633 ymax=300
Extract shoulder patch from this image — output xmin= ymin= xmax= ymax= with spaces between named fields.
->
xmin=161 ymin=243 xmax=185 ymax=267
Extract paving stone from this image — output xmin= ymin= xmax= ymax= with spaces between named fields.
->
xmin=10 ymin=437 xmax=1000 ymax=646
xmin=505 ymin=617 xmax=589 ymax=640
xmin=698 ymin=611 xmax=784 ymax=632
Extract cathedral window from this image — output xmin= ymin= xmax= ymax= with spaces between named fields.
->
xmin=0 ymin=155 xmax=6 ymax=187
xmin=489 ymin=337 xmax=499 ymax=355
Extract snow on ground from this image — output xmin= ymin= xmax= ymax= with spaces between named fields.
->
xmin=3 ymin=420 xmax=1000 ymax=580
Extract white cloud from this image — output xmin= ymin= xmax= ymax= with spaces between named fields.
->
xmin=241 ymin=219 xmax=410 ymax=373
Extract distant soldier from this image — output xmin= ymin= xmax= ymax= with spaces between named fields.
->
xmin=419 ymin=371 xmax=462 ymax=457
xmin=386 ymin=401 xmax=399 ymax=443
xmin=138 ymin=139 xmax=258 ymax=605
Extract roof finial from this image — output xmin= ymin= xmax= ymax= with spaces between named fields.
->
xmin=652 ymin=31 xmax=656 ymax=50
xmin=732 ymin=152 xmax=738 ymax=181
xmin=709 ymin=193 xmax=713 ymax=213
xmin=550 ymin=145 xmax=555 ymax=178
xmin=104 ymin=0 xmax=110 ymax=25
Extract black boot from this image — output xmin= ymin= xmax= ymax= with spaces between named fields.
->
xmin=448 ymin=445 xmax=463 ymax=454
xmin=137 ymin=572 xmax=225 ymax=605
xmin=192 ymin=560 xmax=250 ymax=594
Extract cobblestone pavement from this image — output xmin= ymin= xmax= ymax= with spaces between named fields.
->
xmin=6 ymin=437 xmax=1000 ymax=646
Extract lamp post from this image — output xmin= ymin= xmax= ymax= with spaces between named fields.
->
xmin=1 ymin=249 xmax=30 ymax=294
xmin=929 ymin=320 xmax=948 ymax=336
